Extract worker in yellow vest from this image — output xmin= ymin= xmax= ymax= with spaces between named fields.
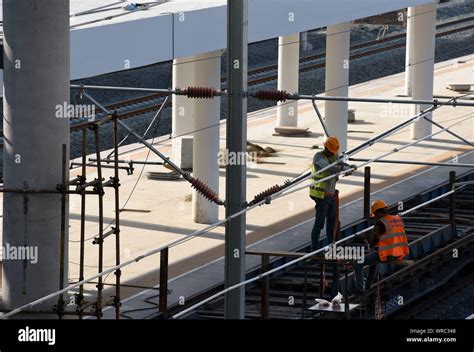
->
xmin=309 ymin=136 xmax=355 ymax=250
xmin=353 ymin=200 xmax=410 ymax=294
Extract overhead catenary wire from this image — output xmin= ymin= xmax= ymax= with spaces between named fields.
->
xmin=3 ymin=101 xmax=470 ymax=319
xmin=349 ymin=159 xmax=474 ymax=168
xmin=5 ymin=76 xmax=470 ymax=318
xmin=259 ymin=93 xmax=472 ymax=200
xmin=278 ymin=114 xmax=473 ymax=199
xmin=106 ymin=95 xmax=171 ymax=159
xmin=69 ymin=97 xmax=171 ymax=245
xmin=250 ymin=89 xmax=474 ymax=107
xmin=0 ymin=184 xmax=463 ymax=319
xmin=171 ymin=186 xmax=462 ymax=319
xmin=81 ymin=90 xmax=224 ymax=206
xmin=71 ymin=84 xmax=226 ymax=97
xmin=2 ymin=4 xmax=470 ymax=320
xmin=247 ymin=103 xmax=439 ymax=206
xmin=0 ymin=197 xmax=266 ymax=320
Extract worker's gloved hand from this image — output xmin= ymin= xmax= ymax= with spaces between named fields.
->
xmin=337 ymin=160 xmax=347 ymax=168
xmin=349 ymin=164 xmax=358 ymax=171
xmin=354 ymin=233 xmax=367 ymax=242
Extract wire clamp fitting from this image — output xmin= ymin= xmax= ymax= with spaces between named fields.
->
xmin=113 ymin=297 xmax=122 ymax=308
xmin=451 ymin=97 xmax=457 ymax=108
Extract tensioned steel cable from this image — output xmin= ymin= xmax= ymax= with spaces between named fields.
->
xmin=2 ymin=100 xmax=470 ymax=319
xmin=171 ymin=186 xmax=464 ymax=319
xmin=276 ymin=114 xmax=473 ymax=200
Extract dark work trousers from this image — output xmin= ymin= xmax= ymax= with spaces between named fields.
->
xmin=310 ymin=195 xmax=336 ymax=251
xmin=354 ymin=251 xmax=381 ymax=292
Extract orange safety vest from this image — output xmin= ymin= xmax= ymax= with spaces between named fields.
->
xmin=377 ymin=215 xmax=409 ymax=262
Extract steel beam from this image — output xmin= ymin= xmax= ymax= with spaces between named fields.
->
xmin=224 ymin=0 xmax=248 ymax=319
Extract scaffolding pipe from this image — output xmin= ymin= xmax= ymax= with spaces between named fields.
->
xmin=71 ymin=84 xmax=226 ymax=96
xmin=113 ymin=117 xmax=122 ymax=320
xmin=93 ymin=127 xmax=105 ymax=320
xmin=78 ymin=129 xmax=87 ymax=319
xmin=57 ymin=144 xmax=68 ymax=319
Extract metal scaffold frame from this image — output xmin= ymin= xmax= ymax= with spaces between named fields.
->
xmin=0 ymin=115 xmax=123 ymax=319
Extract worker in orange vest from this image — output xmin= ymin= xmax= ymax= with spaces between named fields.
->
xmin=309 ymin=136 xmax=355 ymax=250
xmin=353 ymin=200 xmax=410 ymax=294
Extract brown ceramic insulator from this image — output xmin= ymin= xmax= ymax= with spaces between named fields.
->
xmin=253 ymin=90 xmax=291 ymax=102
xmin=187 ymin=175 xmax=224 ymax=205
xmin=249 ymin=184 xmax=283 ymax=206
xmin=183 ymin=86 xmax=217 ymax=99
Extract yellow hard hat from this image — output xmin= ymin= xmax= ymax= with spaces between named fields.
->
xmin=324 ymin=136 xmax=340 ymax=154
xmin=371 ymin=200 xmax=388 ymax=216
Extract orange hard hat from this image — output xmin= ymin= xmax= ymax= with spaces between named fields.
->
xmin=371 ymin=200 xmax=388 ymax=216
xmin=324 ymin=136 xmax=340 ymax=154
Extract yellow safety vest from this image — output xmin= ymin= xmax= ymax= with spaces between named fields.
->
xmin=309 ymin=153 xmax=337 ymax=199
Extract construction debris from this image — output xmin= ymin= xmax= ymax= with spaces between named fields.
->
xmin=247 ymin=141 xmax=277 ymax=157
xmin=147 ymin=171 xmax=182 ymax=181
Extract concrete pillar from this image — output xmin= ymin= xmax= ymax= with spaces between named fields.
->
xmin=277 ymin=33 xmax=300 ymax=127
xmin=409 ymin=3 xmax=437 ymax=140
xmin=2 ymin=0 xmax=70 ymax=312
xmin=324 ymin=22 xmax=351 ymax=152
xmin=192 ymin=51 xmax=222 ymax=224
xmin=404 ymin=7 xmax=415 ymax=97
xmin=172 ymin=57 xmax=196 ymax=169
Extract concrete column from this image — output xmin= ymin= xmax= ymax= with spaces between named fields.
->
xmin=172 ymin=57 xmax=196 ymax=168
xmin=404 ymin=7 xmax=415 ymax=97
xmin=409 ymin=3 xmax=437 ymax=140
xmin=277 ymin=33 xmax=300 ymax=127
xmin=192 ymin=51 xmax=222 ymax=224
xmin=2 ymin=0 xmax=70 ymax=312
xmin=324 ymin=22 xmax=351 ymax=152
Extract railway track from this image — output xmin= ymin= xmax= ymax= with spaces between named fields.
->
xmin=166 ymin=171 xmax=474 ymax=320
xmin=71 ymin=16 xmax=474 ymax=130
